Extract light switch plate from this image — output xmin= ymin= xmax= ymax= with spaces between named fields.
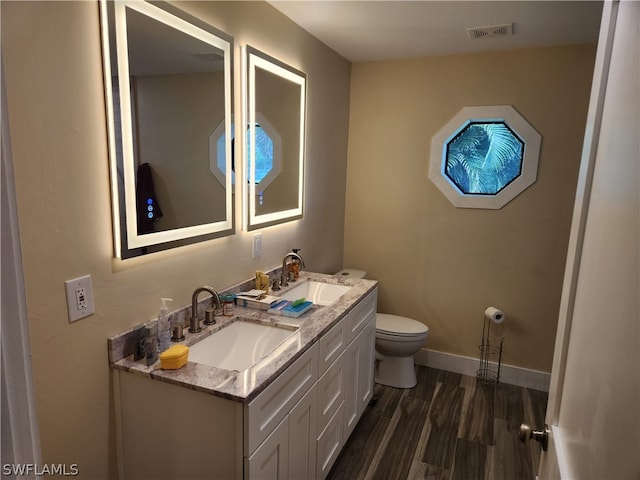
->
xmin=65 ymin=274 xmax=95 ymax=323
xmin=252 ymin=233 xmax=262 ymax=259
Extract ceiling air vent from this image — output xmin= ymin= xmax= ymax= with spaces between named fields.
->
xmin=467 ymin=23 xmax=513 ymax=40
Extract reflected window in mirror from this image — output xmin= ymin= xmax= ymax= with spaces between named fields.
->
xmin=212 ymin=115 xmax=281 ymax=188
xmin=100 ymin=0 xmax=234 ymax=258
xmin=243 ymin=46 xmax=306 ymax=231
xmin=251 ymin=123 xmax=275 ymax=183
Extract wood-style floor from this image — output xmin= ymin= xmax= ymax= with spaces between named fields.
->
xmin=328 ymin=365 xmax=548 ymax=480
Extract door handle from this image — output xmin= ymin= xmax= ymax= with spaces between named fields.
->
xmin=518 ymin=423 xmax=549 ymax=451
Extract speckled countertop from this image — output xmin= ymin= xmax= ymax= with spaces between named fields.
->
xmin=109 ymin=272 xmax=377 ymax=404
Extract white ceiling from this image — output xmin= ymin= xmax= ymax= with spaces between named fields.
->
xmin=267 ymin=1 xmax=603 ymax=62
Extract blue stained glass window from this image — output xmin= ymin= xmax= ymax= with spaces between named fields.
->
xmin=445 ymin=122 xmax=524 ymax=195
xmin=248 ymin=124 xmax=273 ymax=184
xmin=216 ymin=124 xmax=273 ymax=184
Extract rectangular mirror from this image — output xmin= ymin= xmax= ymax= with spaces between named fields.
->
xmin=100 ymin=0 xmax=234 ymax=258
xmin=243 ymin=46 xmax=306 ymax=231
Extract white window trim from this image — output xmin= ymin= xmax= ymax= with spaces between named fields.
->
xmin=429 ymin=105 xmax=541 ymax=209
xmin=210 ymin=112 xmax=282 ymax=188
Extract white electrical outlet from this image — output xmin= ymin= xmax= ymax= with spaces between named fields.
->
xmin=253 ymin=233 xmax=262 ymax=259
xmin=65 ymin=274 xmax=95 ymax=323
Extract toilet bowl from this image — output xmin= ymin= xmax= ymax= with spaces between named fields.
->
xmin=335 ymin=269 xmax=430 ymax=389
xmin=375 ymin=314 xmax=429 ymax=388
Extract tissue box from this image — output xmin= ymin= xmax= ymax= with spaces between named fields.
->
xmin=159 ymin=344 xmax=189 ymax=369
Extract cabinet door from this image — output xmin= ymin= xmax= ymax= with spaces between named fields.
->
xmin=356 ymin=316 xmax=375 ymax=416
xmin=245 ymin=416 xmax=289 ymax=480
xmin=344 ymin=314 xmax=376 ymax=440
xmin=288 ymin=383 xmax=318 ymax=480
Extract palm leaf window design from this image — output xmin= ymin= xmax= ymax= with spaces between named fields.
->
xmin=429 ymin=105 xmax=541 ymax=210
xmin=445 ymin=122 xmax=524 ymax=195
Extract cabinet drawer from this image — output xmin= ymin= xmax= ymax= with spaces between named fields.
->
xmin=245 ymin=343 xmax=318 ymax=456
xmin=316 ymin=350 xmax=346 ymax=434
xmin=316 ymin=402 xmax=344 ymax=480
xmin=345 ymin=288 xmax=377 ymax=344
xmin=318 ymin=320 xmax=346 ymax=376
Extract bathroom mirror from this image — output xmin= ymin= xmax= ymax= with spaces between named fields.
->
xmin=243 ymin=46 xmax=306 ymax=231
xmin=100 ymin=0 xmax=234 ymax=258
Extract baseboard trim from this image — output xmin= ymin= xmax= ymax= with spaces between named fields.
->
xmin=414 ymin=348 xmax=550 ymax=392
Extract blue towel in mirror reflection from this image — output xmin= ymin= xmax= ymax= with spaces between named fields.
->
xmin=136 ymin=163 xmax=163 ymax=235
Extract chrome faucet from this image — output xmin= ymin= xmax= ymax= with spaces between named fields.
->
xmin=281 ymin=250 xmax=306 ymax=287
xmin=189 ymin=286 xmax=221 ymax=333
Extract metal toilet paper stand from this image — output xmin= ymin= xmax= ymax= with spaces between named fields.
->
xmin=477 ymin=314 xmax=505 ymax=384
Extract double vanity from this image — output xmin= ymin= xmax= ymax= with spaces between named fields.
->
xmin=109 ymin=272 xmax=378 ymax=480
xmin=101 ymin=2 xmax=377 ymax=477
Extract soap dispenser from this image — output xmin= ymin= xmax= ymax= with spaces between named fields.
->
xmin=291 ymin=248 xmax=302 ymax=279
xmin=157 ymin=298 xmax=173 ymax=353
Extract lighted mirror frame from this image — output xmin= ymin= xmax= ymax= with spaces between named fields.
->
xmin=242 ymin=45 xmax=306 ymax=231
xmin=100 ymin=0 xmax=234 ymax=258
xmin=429 ymin=105 xmax=541 ymax=209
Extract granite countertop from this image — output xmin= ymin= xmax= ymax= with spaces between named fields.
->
xmin=109 ymin=272 xmax=378 ymax=404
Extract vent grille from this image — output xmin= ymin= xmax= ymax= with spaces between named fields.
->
xmin=467 ymin=23 xmax=514 ymax=40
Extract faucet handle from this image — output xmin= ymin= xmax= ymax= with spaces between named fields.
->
xmin=171 ymin=323 xmax=185 ymax=342
xmin=204 ymin=308 xmax=216 ymax=326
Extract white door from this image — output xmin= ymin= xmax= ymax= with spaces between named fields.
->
xmin=535 ymin=1 xmax=639 ymax=478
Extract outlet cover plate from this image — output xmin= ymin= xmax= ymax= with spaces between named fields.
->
xmin=65 ymin=274 xmax=95 ymax=323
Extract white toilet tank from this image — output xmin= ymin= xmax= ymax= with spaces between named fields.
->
xmin=335 ymin=269 xmax=367 ymax=279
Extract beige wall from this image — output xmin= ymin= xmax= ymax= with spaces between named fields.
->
xmin=1 ymin=1 xmax=350 ymax=477
xmin=344 ymin=45 xmax=596 ymax=373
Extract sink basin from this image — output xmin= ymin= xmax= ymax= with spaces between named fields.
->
xmin=188 ymin=319 xmax=299 ymax=371
xmin=279 ymin=280 xmax=351 ymax=306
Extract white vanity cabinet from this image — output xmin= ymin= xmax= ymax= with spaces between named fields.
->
xmin=115 ymin=286 xmax=377 ymax=480
xmin=246 ymin=287 xmax=377 ymax=480
xmin=315 ymin=288 xmax=377 ymax=480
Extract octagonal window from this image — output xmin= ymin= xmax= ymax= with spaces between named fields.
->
xmin=429 ymin=105 xmax=541 ymax=209
xmin=209 ymin=113 xmax=282 ymax=188
xmin=445 ymin=121 xmax=524 ymax=195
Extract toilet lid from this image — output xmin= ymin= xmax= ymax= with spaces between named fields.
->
xmin=376 ymin=313 xmax=429 ymax=336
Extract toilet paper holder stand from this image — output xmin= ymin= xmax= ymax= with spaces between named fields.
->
xmin=477 ymin=315 xmax=505 ymax=385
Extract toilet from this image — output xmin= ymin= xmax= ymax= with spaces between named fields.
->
xmin=375 ymin=313 xmax=429 ymax=388
xmin=335 ymin=269 xmax=430 ymax=389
